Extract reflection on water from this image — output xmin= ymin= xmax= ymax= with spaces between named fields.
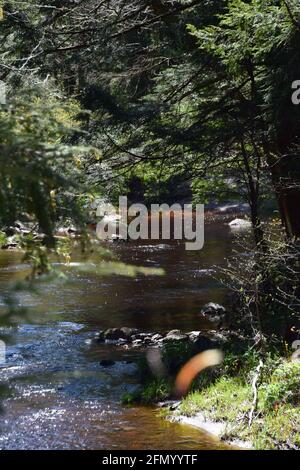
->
xmin=0 ymin=221 xmax=234 ymax=450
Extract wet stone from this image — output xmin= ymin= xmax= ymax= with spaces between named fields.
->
xmin=163 ymin=333 xmax=189 ymax=343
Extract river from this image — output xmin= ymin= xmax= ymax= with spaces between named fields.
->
xmin=0 ymin=221 xmax=235 ymax=450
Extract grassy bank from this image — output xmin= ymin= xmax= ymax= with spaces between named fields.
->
xmin=123 ymin=342 xmax=300 ymax=450
xmin=179 ymin=358 xmax=300 ymax=450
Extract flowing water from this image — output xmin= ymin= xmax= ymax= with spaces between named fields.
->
xmin=0 ymin=221 xmax=236 ymax=450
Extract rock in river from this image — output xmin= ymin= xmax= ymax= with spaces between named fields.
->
xmin=163 ymin=332 xmax=189 ymax=343
xmin=200 ymin=302 xmax=226 ymax=328
xmin=92 ymin=306 xmax=234 ymax=351
xmin=229 ymin=218 xmax=252 ymax=230
xmin=101 ymin=327 xmax=138 ymax=341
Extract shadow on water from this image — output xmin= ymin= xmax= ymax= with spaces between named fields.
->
xmin=0 ymin=221 xmax=235 ymax=450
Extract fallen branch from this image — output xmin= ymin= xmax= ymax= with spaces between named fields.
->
xmin=248 ymin=359 xmax=263 ymax=427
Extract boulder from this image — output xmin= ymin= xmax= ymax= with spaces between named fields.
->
xmin=14 ymin=220 xmax=32 ymax=235
xmin=132 ymin=339 xmax=143 ymax=347
xmin=229 ymin=218 xmax=252 ymax=229
xmin=201 ymin=302 xmax=226 ymax=316
xmin=163 ymin=333 xmax=189 ymax=343
xmin=119 ymin=327 xmax=138 ymax=340
xmin=95 ymin=330 xmax=105 ymax=342
xmin=187 ymin=331 xmax=202 ymax=341
xmin=143 ymin=336 xmax=153 ymax=344
xmin=132 ymin=332 xmax=153 ymax=341
xmin=103 ymin=328 xmax=124 ymax=341
xmin=103 ymin=327 xmax=138 ymax=341
xmin=158 ymin=400 xmax=181 ymax=410
xmin=200 ymin=303 xmax=227 ymax=327
xmin=151 ymin=333 xmax=163 ymax=342
xmin=166 ymin=329 xmax=181 ymax=336
xmin=92 ymin=326 xmax=231 ymax=351
xmin=57 ymin=226 xmax=77 ymax=237
xmin=2 ymin=235 xmax=19 ymax=249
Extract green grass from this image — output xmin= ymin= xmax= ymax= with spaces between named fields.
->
xmin=122 ymin=341 xmax=300 ymax=449
xmin=178 ymin=359 xmax=300 ymax=449
xmin=122 ymin=379 xmax=171 ymax=405
xmin=252 ymin=405 xmax=300 ymax=450
xmin=180 ymin=377 xmax=251 ymax=421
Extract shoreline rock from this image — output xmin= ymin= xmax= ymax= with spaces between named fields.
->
xmin=168 ymin=411 xmax=253 ymax=449
xmin=156 ymin=400 xmax=252 ymax=449
xmin=94 ymin=326 xmax=225 ymax=351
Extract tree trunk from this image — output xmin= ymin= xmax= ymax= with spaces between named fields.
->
xmin=271 ymin=154 xmax=300 ymax=239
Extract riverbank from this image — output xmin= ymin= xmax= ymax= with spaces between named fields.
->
xmin=0 ymin=201 xmax=252 ymax=252
xmin=123 ymin=336 xmax=300 ymax=450
xmin=166 ymin=410 xmax=252 ymax=449
xmin=167 ymin=359 xmax=300 ymax=450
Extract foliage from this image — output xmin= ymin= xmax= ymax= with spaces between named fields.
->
xmin=0 ymin=79 xmax=89 ymax=247
xmin=122 ymin=379 xmax=171 ymax=405
xmin=261 ymin=362 xmax=300 ymax=411
xmin=161 ymin=341 xmax=202 ymax=374
xmin=179 ymin=352 xmax=300 ymax=449
xmin=219 ymin=223 xmax=300 ymax=342
xmin=1 ymin=2 xmax=300 ymax=442
xmin=0 ymin=231 xmax=8 ymax=248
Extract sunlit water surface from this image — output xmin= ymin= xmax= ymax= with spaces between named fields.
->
xmin=0 ymin=222 xmax=236 ymax=449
